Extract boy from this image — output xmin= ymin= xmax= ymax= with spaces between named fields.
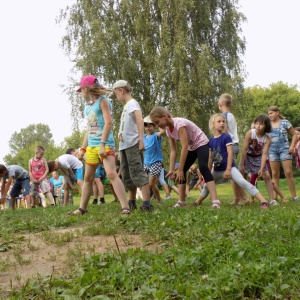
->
xmin=218 ymin=93 xmax=249 ymax=205
xmin=47 ymin=153 xmax=83 ymax=206
xmin=0 ymin=164 xmax=31 ymax=210
xmin=29 ymin=146 xmax=55 ymax=207
xmin=143 ymin=115 xmax=165 ymax=203
xmin=112 ymin=80 xmax=152 ymax=211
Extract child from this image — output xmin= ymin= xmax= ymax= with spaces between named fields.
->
xmin=66 ymin=148 xmax=84 ymax=190
xmin=185 ymin=163 xmax=202 ymax=197
xmin=294 ymin=127 xmax=300 ymax=169
xmin=0 ymin=164 xmax=31 ymax=210
xmin=193 ymin=114 xmax=270 ymax=209
xmin=143 ymin=115 xmax=165 ymax=203
xmin=149 ymin=106 xmax=220 ymax=209
xmin=29 ymin=146 xmax=55 ymax=207
xmin=47 ymin=154 xmax=83 ymax=206
xmin=50 ymin=171 xmax=64 ymax=205
xmin=218 ymin=93 xmax=249 ymax=205
xmin=93 ymin=164 xmax=106 ymax=205
xmin=70 ymin=75 xmax=130 ymax=215
xmin=112 ymin=80 xmax=152 ymax=211
xmin=239 ymin=114 xmax=287 ymax=205
xmin=267 ymin=106 xmax=298 ymax=201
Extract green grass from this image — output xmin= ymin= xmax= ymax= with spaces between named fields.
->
xmin=1 ymin=178 xmax=300 ymax=299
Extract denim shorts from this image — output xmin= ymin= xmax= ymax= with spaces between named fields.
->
xmin=10 ymin=177 xmax=30 ymax=197
xmin=269 ymin=143 xmax=293 ymax=162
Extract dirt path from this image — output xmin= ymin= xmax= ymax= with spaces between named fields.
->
xmin=0 ymin=227 xmax=155 ymax=298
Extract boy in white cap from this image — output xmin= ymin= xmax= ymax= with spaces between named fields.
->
xmin=112 ymin=80 xmax=152 ymax=211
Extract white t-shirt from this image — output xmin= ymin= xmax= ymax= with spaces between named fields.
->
xmin=118 ymin=99 xmax=141 ymax=150
xmin=58 ymin=154 xmax=83 ymax=170
xmin=224 ymin=112 xmax=239 ymax=144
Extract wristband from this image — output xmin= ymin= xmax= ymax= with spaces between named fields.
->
xmin=80 ymin=147 xmax=86 ymax=153
xmin=100 ymin=141 xmax=106 ymax=145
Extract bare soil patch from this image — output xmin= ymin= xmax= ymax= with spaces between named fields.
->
xmin=0 ymin=227 xmax=159 ymax=298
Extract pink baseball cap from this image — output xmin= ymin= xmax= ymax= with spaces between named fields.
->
xmin=76 ymin=75 xmax=99 ymax=92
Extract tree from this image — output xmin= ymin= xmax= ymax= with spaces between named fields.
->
xmin=8 ymin=124 xmax=53 ymax=156
xmin=64 ymin=130 xmax=86 ymax=149
xmin=58 ymin=0 xmax=246 ymax=134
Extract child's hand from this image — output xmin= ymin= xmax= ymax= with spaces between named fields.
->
xmin=0 ymin=196 xmax=6 ymax=204
xmin=99 ymin=144 xmax=107 ymax=160
xmin=174 ymin=170 xmax=185 ymax=184
xmin=257 ymin=168 xmax=263 ymax=177
xmin=223 ymin=169 xmax=231 ymax=180
xmin=139 ymin=140 xmax=145 ymax=151
xmin=289 ymin=146 xmax=295 ymax=154
xmin=71 ymin=184 xmax=79 ymax=192
xmin=78 ymin=151 xmax=85 ymax=160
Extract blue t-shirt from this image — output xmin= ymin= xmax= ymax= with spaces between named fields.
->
xmin=143 ymin=132 xmax=163 ymax=165
xmin=50 ymin=176 xmax=64 ymax=188
xmin=209 ymin=133 xmax=235 ymax=171
xmin=84 ymin=95 xmax=115 ymax=147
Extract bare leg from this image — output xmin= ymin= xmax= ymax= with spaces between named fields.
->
xmin=262 ymin=171 xmax=274 ymax=201
xmin=270 ymin=161 xmax=280 ymax=198
xmin=149 ymin=175 xmax=162 ymax=202
xmin=281 ymin=160 xmax=297 ymax=198
xmin=10 ymin=196 xmax=16 ymax=210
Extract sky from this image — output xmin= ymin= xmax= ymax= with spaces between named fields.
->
xmin=0 ymin=0 xmax=299 ymax=164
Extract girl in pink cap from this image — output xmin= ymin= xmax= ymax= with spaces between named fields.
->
xmin=69 ymin=75 xmax=130 ymax=215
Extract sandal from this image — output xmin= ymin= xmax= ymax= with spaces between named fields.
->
xmin=67 ymin=207 xmax=88 ymax=216
xmin=121 ymin=208 xmax=131 ymax=215
xmin=170 ymin=201 xmax=186 ymax=208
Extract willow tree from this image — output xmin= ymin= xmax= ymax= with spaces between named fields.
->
xmin=58 ymin=0 xmax=245 ymax=133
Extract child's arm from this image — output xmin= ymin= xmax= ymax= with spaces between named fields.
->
xmin=288 ymin=126 xmax=297 ymax=154
xmin=175 ymin=127 xmax=189 ymax=183
xmin=157 ymin=127 xmax=165 ymax=138
xmin=258 ymin=136 xmax=271 ymax=177
xmin=134 ymin=110 xmax=145 ymax=151
xmin=224 ymin=144 xmax=233 ymax=180
xmin=239 ymin=130 xmax=251 ymax=175
xmin=78 ymin=131 xmax=88 ymax=160
xmin=99 ymin=99 xmax=113 ymax=159
xmin=0 ymin=177 xmax=13 ymax=203
xmin=60 ymin=168 xmax=78 ymax=191
xmin=28 ymin=159 xmax=37 ymax=183
xmin=38 ymin=158 xmax=49 ymax=182
xmin=167 ymin=136 xmax=177 ymax=176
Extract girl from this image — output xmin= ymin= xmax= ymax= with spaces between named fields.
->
xmin=69 ymin=75 xmax=130 ymax=215
xmin=294 ymin=127 xmax=300 ymax=169
xmin=267 ymin=106 xmax=298 ymax=201
xmin=193 ymin=113 xmax=269 ymax=209
xmin=239 ymin=114 xmax=286 ymax=205
xmin=149 ymin=106 xmax=220 ymax=209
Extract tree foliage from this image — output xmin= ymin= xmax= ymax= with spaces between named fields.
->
xmin=58 ymin=0 xmax=246 ymax=133
xmin=238 ymin=82 xmax=300 ymax=133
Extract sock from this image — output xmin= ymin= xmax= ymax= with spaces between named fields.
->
xmin=128 ymin=200 xmax=137 ymax=209
xmin=143 ymin=200 xmax=151 ymax=207
xmin=100 ymin=197 xmax=105 ymax=203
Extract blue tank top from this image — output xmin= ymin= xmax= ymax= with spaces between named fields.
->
xmin=84 ymin=96 xmax=115 ymax=147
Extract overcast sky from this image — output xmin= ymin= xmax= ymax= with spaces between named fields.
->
xmin=0 ymin=0 xmax=299 ymax=164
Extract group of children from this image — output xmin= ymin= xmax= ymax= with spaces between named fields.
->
xmin=1 ymin=75 xmax=299 ymax=214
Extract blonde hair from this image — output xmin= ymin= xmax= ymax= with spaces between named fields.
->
xmin=149 ymin=106 xmax=171 ymax=119
xmin=87 ymin=84 xmax=108 ymax=98
xmin=209 ymin=113 xmax=225 ymax=132
xmin=267 ymin=106 xmax=286 ymax=119
xmin=219 ymin=93 xmax=233 ymax=107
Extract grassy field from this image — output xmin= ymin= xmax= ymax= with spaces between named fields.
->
xmin=1 ymin=178 xmax=300 ymax=299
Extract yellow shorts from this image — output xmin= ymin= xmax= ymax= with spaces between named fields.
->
xmin=85 ymin=146 xmax=116 ymax=166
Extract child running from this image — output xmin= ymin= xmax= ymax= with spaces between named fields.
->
xmin=69 ymin=75 xmax=130 ymax=215
xmin=267 ymin=106 xmax=298 ymax=201
xmin=192 ymin=113 xmax=269 ymax=209
xmin=239 ymin=114 xmax=286 ymax=205
xmin=149 ymin=106 xmax=220 ymax=209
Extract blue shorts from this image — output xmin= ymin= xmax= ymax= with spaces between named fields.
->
xmin=95 ymin=164 xmax=106 ymax=179
xmin=75 ymin=167 xmax=83 ymax=181
xmin=269 ymin=144 xmax=293 ymax=162
xmin=10 ymin=177 xmax=30 ymax=197
xmin=233 ymin=143 xmax=239 ymax=161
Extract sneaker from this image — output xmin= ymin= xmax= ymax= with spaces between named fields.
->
xmin=98 ymin=201 xmax=106 ymax=205
xmin=260 ymin=202 xmax=269 ymax=210
xmin=292 ymin=197 xmax=299 ymax=201
xmin=210 ymin=201 xmax=221 ymax=209
xmin=269 ymin=200 xmax=279 ymax=206
xmin=140 ymin=205 xmax=154 ymax=212
xmin=92 ymin=199 xmax=98 ymax=205
xmin=171 ymin=201 xmax=186 ymax=208
xmin=165 ymin=194 xmax=172 ymax=200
